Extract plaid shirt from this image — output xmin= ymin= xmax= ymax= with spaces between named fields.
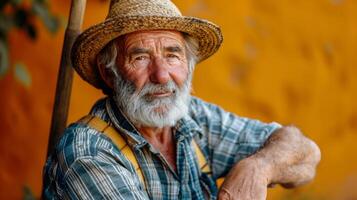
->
xmin=43 ymin=96 xmax=281 ymax=200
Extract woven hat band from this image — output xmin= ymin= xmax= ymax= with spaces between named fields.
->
xmin=107 ymin=0 xmax=182 ymax=18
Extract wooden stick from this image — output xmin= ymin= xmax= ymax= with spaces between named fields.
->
xmin=46 ymin=0 xmax=87 ymax=157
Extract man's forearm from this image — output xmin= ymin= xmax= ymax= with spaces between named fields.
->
xmin=218 ymin=126 xmax=321 ymax=200
xmin=252 ymin=126 xmax=321 ymax=187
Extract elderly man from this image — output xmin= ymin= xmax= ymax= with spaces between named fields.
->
xmin=43 ymin=0 xmax=321 ymax=199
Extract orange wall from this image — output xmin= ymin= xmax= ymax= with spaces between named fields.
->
xmin=0 ymin=0 xmax=356 ymax=199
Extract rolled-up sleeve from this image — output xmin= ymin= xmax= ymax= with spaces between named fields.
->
xmin=190 ymin=97 xmax=281 ymax=179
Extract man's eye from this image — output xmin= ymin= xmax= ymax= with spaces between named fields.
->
xmin=135 ymin=56 xmax=148 ymax=61
xmin=167 ymin=54 xmax=179 ymax=59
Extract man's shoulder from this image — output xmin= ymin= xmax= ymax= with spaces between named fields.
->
xmin=189 ymin=96 xmax=225 ymax=121
xmin=42 ymin=122 xmax=115 ymax=194
xmin=55 ymin=123 xmax=113 ymax=168
xmin=54 ymin=97 xmax=113 ymax=168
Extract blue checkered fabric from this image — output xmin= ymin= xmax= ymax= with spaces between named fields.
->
xmin=43 ymin=96 xmax=281 ymax=200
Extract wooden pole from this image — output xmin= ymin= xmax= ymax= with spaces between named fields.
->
xmin=46 ymin=0 xmax=87 ymax=158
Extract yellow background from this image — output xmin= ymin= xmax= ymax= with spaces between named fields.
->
xmin=0 ymin=0 xmax=356 ymax=199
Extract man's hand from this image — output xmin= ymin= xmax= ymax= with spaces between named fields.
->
xmin=218 ymin=158 xmax=270 ymax=200
xmin=217 ymin=126 xmax=321 ymax=200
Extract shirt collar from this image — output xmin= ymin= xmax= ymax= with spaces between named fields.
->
xmin=174 ymin=114 xmax=203 ymax=142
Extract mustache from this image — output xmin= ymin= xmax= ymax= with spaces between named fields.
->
xmin=136 ymin=80 xmax=178 ymax=98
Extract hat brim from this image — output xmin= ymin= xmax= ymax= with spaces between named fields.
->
xmin=71 ymin=15 xmax=223 ymax=89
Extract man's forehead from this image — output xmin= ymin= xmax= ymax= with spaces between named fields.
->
xmin=122 ymin=30 xmax=185 ymax=48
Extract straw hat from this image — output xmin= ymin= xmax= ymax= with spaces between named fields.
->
xmin=71 ymin=0 xmax=223 ymax=89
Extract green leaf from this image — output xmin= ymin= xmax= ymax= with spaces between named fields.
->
xmin=31 ymin=1 xmax=59 ymax=33
xmin=0 ymin=13 xmax=13 ymax=35
xmin=14 ymin=62 xmax=32 ymax=88
xmin=0 ymin=40 xmax=9 ymax=77
xmin=44 ymin=15 xmax=59 ymax=33
xmin=31 ymin=2 xmax=47 ymax=19
xmin=23 ymin=185 xmax=37 ymax=200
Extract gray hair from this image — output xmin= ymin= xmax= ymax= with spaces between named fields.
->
xmin=97 ymin=33 xmax=199 ymax=94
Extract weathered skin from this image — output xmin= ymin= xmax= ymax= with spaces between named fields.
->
xmin=218 ymin=126 xmax=321 ymax=200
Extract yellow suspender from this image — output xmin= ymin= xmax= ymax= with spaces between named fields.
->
xmin=78 ymin=115 xmax=145 ymax=185
xmin=192 ymin=137 xmax=224 ymax=187
xmin=78 ymin=115 xmax=224 ymax=188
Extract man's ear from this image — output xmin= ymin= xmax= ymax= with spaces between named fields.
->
xmin=97 ymin=60 xmax=115 ymax=89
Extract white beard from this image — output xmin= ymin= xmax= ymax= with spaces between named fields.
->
xmin=112 ymin=73 xmax=192 ymax=128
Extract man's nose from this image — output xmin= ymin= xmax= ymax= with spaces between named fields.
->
xmin=149 ymin=57 xmax=170 ymax=84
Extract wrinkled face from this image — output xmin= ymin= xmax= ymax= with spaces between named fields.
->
xmin=111 ymin=30 xmax=193 ymax=128
xmin=118 ymin=30 xmax=189 ymax=93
